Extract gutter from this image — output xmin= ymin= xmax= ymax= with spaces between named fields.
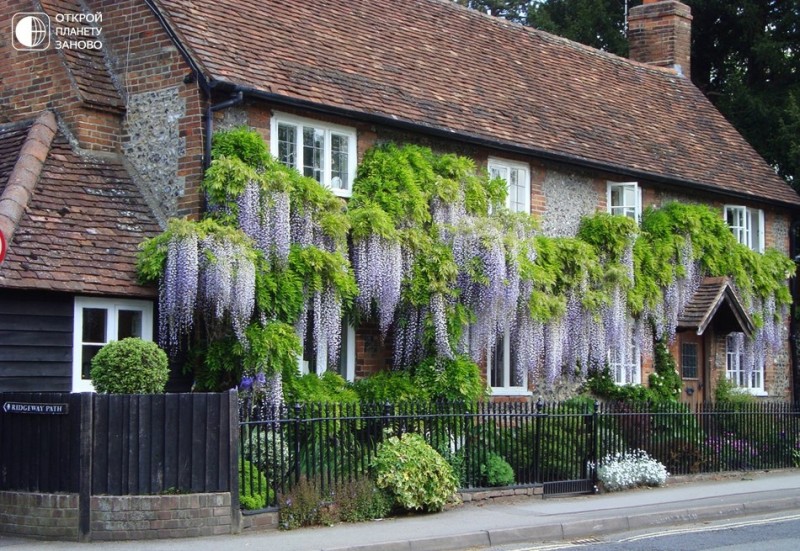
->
xmin=207 ymin=81 xmax=800 ymax=211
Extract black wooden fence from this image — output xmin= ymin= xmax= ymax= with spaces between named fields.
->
xmin=0 ymin=391 xmax=237 ymax=495
xmin=0 ymin=392 xmax=83 ymax=493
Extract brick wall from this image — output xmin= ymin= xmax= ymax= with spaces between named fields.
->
xmin=92 ymin=0 xmax=206 ymax=218
xmin=0 ymin=491 xmax=236 ymax=541
xmin=0 ymin=492 xmax=79 ymax=540
xmin=90 ymin=493 xmax=233 ymax=541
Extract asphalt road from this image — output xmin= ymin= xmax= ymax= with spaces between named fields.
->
xmin=496 ymin=513 xmax=800 ymax=551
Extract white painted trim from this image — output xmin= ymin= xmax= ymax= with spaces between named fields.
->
xmin=72 ymin=297 xmax=154 ymax=393
xmin=296 ymin=321 xmax=356 ymax=382
xmin=487 ymin=328 xmax=529 ymax=395
xmin=488 ymin=157 xmax=530 ymax=214
xmin=607 ymin=181 xmax=641 ymax=222
xmin=723 ymin=204 xmax=765 ymax=253
xmin=270 ymin=112 xmax=357 ymax=198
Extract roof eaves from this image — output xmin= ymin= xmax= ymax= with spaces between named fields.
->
xmin=213 ymin=82 xmax=800 ymax=209
xmin=0 ymin=111 xmax=58 ymax=250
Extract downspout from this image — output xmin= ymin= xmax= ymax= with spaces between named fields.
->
xmin=204 ymin=87 xmax=244 ymax=171
xmin=791 ymin=219 xmax=800 ymax=403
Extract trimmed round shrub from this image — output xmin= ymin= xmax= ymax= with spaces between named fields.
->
xmin=372 ymin=432 xmax=457 ymax=512
xmin=90 ymin=338 xmax=169 ymax=394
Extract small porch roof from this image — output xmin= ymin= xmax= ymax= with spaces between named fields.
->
xmin=677 ymin=276 xmax=755 ymax=338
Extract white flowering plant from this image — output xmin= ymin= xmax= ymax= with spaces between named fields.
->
xmin=594 ymin=449 xmax=669 ymax=492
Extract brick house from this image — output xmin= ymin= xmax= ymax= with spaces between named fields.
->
xmin=1 ymin=0 xmax=798 ymax=400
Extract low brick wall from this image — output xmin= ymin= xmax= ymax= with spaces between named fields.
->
xmin=0 ymin=492 xmax=79 ymax=540
xmin=0 ymin=491 xmax=234 ymax=541
xmin=241 ymin=509 xmax=279 ymax=531
xmin=90 ymin=493 xmax=233 ymax=541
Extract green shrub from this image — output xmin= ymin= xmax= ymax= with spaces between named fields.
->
xmin=239 ymin=460 xmax=272 ymax=510
xmin=352 ymin=370 xmax=421 ymax=403
xmin=482 ymin=453 xmax=515 ymax=487
xmin=90 ymin=338 xmax=169 ymax=394
xmin=282 ymin=371 xmax=359 ymax=404
xmin=372 ymin=433 xmax=458 ymax=512
xmin=714 ymin=374 xmax=758 ymax=405
xmin=242 ymin=427 xmax=289 ymax=484
xmin=413 ymin=355 xmax=488 ymax=402
xmin=649 ymin=341 xmax=682 ymax=401
xmin=279 ymin=477 xmax=324 ymax=529
xmin=335 ymin=477 xmax=393 ymax=522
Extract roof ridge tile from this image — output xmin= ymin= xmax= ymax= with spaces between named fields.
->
xmin=0 ymin=111 xmax=58 ymax=251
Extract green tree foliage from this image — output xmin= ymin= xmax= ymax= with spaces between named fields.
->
xmin=527 ymin=0 xmax=630 ymax=54
xmin=469 ymin=0 xmax=799 ymax=187
xmin=690 ymin=0 xmax=800 ymax=186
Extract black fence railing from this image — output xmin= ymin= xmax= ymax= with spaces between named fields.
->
xmin=239 ymin=399 xmax=800 ymax=510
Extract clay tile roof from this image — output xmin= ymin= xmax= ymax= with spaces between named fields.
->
xmin=677 ymin=277 xmax=754 ymax=337
xmin=40 ymin=0 xmax=124 ymax=111
xmin=0 ymin=115 xmax=160 ymax=298
xmin=153 ymin=0 xmax=800 ymax=206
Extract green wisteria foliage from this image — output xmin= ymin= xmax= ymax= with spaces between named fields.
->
xmin=138 ymin=129 xmax=794 ymax=396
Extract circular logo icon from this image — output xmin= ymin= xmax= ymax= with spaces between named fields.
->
xmin=15 ymin=15 xmax=48 ymax=49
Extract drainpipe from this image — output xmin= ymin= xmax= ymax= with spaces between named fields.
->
xmin=790 ymin=219 xmax=800 ymax=403
xmin=204 ymin=87 xmax=245 ymax=171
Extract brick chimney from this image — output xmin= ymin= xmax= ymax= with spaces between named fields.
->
xmin=628 ymin=0 xmax=692 ymax=77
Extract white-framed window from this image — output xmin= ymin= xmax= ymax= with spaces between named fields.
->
xmin=487 ymin=329 xmax=529 ymax=395
xmin=726 ymin=333 xmax=766 ymax=395
xmin=488 ymin=158 xmax=530 ymax=214
xmin=271 ymin=112 xmax=357 ymax=198
xmin=724 ymin=205 xmax=764 ymax=252
xmin=72 ymin=297 xmax=154 ymax=392
xmin=607 ymin=182 xmax=642 ymax=221
xmin=608 ymin=340 xmax=641 ymax=385
xmin=298 ymin=319 xmax=355 ymax=382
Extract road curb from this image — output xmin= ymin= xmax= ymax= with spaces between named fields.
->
xmin=324 ymin=496 xmax=800 ymax=551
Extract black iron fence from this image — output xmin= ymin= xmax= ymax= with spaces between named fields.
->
xmin=239 ymin=399 xmax=800 ymax=509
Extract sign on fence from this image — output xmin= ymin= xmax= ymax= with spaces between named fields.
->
xmin=2 ymin=401 xmax=69 ymax=414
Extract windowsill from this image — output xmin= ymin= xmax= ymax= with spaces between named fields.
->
xmin=331 ymin=189 xmax=352 ymax=199
xmin=490 ymin=387 xmax=532 ymax=397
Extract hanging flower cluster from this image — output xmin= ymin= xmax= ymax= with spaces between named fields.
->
xmin=137 ymin=128 xmax=355 ymax=393
xmin=238 ymin=180 xmax=291 ymax=265
xmin=159 ymin=228 xmax=198 ymax=350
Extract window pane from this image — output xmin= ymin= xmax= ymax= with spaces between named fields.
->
xmin=509 ymin=169 xmax=525 ymax=212
xmin=118 ymin=310 xmax=143 ymax=339
xmin=303 ymin=127 xmax=324 ymax=183
xmin=681 ymin=343 xmax=697 ymax=378
xmin=82 ymin=308 xmax=107 ymax=343
xmin=277 ymin=124 xmax=297 ymax=168
xmin=337 ymin=320 xmax=349 ymax=377
xmin=82 ymin=344 xmax=103 ymax=380
xmin=491 ymin=338 xmax=504 ymax=387
xmin=331 ymin=134 xmax=349 ymax=191
xmin=490 ymin=166 xmax=507 ymax=181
